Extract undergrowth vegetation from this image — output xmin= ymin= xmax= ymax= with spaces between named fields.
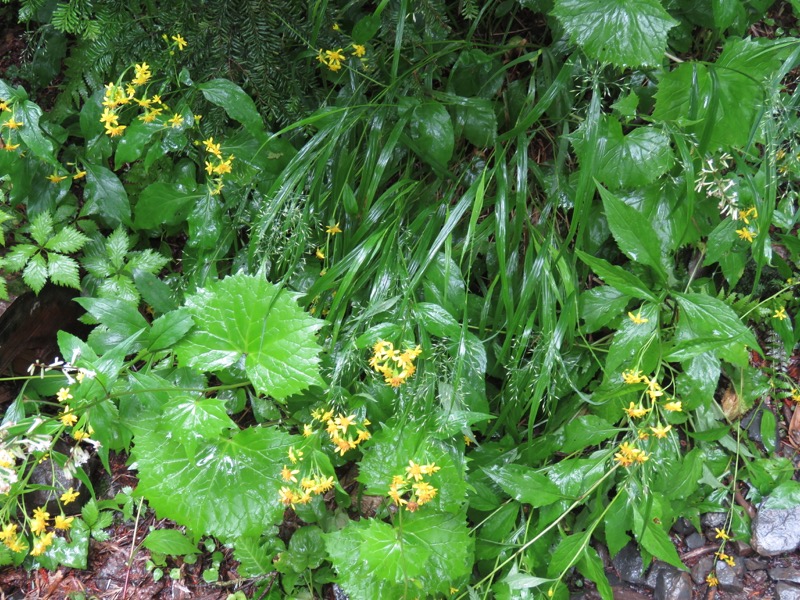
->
xmin=1 ymin=0 xmax=800 ymax=598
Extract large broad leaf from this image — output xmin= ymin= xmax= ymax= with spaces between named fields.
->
xmin=325 ymin=512 xmax=473 ymax=599
xmin=573 ymin=116 xmax=674 ymax=189
xmin=198 ymin=79 xmax=263 ymax=132
xmin=17 ymin=100 xmax=56 ymax=164
xmin=83 ymin=164 xmax=131 ymax=227
xmin=552 ymin=0 xmax=678 ymax=68
xmin=483 ymin=463 xmax=562 ymax=507
xmin=115 ymin=119 xmax=161 ymax=168
xmin=672 ymin=292 xmax=760 ymax=365
xmin=408 ymin=102 xmax=454 ymax=169
xmin=606 ymin=302 xmax=660 ymax=374
xmin=134 ymin=182 xmax=199 ymax=229
xmin=632 ymin=505 xmax=686 ymax=570
xmin=133 ymin=426 xmax=294 ymax=540
xmin=357 ymin=424 xmax=468 ymax=513
xmin=653 ymin=37 xmax=784 ymax=151
xmin=175 ymin=274 xmax=323 ymax=399
xmin=599 ymin=184 xmax=669 ymax=282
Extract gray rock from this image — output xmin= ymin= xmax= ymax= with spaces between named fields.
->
xmin=778 ymin=583 xmax=800 ymax=600
xmin=751 ymin=505 xmax=800 ymax=556
xmin=645 ymin=561 xmax=674 ymax=588
xmin=771 ymin=567 xmax=800 ymax=584
xmin=653 ymin=570 xmax=692 ymax=600
xmin=745 ymin=557 xmax=768 ymax=571
xmin=685 ymin=532 xmax=705 ymax=550
xmin=691 ymin=555 xmax=714 ymax=585
xmin=716 ymin=556 xmax=745 ymax=594
xmin=612 ymin=543 xmax=646 ymax=585
xmin=672 ymin=518 xmax=696 ymax=536
xmin=701 ymin=512 xmax=726 ymax=529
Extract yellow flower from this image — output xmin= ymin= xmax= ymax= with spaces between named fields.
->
xmin=0 ymin=100 xmax=8 ymax=111
xmin=47 ymin=173 xmax=67 ymax=184
xmin=791 ymin=389 xmax=800 ymax=402
xmin=714 ymin=528 xmax=731 ymax=541
xmin=316 ymin=49 xmax=327 ymax=66
xmin=649 ymin=423 xmax=671 ymax=439
xmin=2 ymin=141 xmax=20 ymax=151
xmin=326 ymin=222 xmax=342 ymax=235
xmin=278 ymin=486 xmax=297 ymax=507
xmin=644 ymin=377 xmax=664 ymax=400
xmin=389 ymin=486 xmax=407 ymax=506
xmin=773 ymin=306 xmax=788 ymax=320
xmin=212 ymin=155 xmax=234 ymax=175
xmin=72 ymin=170 xmax=87 ymax=180
xmin=72 ymin=429 xmax=91 ymax=441
xmin=352 ymin=44 xmax=366 ymax=57
xmin=5 ymin=536 xmax=25 ymax=553
xmin=736 ymin=228 xmax=754 ymax=242
xmin=60 ymin=487 xmax=80 ymax=504
xmin=57 ymin=387 xmax=73 ymax=402
xmin=623 ymin=402 xmax=651 ymax=419
xmin=132 ymin=63 xmax=152 ymax=86
xmin=288 ymin=446 xmax=303 ymax=464
xmin=324 ymin=49 xmax=346 ymax=71
xmin=168 ymin=113 xmax=183 ymax=128
xmin=628 ymin=310 xmax=648 ymax=325
xmin=203 ymin=137 xmax=222 ymax=157
xmin=622 ymin=369 xmax=645 ymax=384
xmin=302 ymin=423 xmax=314 ymax=437
xmin=706 ymin=573 xmax=718 ymax=587
xmin=30 ymin=508 xmax=49 ymax=535
xmin=664 ymin=400 xmax=682 ymax=412
xmin=54 ymin=515 xmax=74 ymax=530
xmin=406 ymin=460 xmax=424 ymax=482
xmin=30 ymin=532 xmax=54 ymax=556
xmin=100 ymin=107 xmax=118 ymax=126
xmin=315 ymin=248 xmax=325 ymax=260
xmin=0 ymin=523 xmax=18 ymax=542
xmin=171 ymin=34 xmax=188 ymax=50
xmin=740 ymin=206 xmax=758 ymax=225
xmin=281 ymin=465 xmax=299 ymax=483
xmin=412 ymin=481 xmax=437 ymax=504
xmin=332 ymin=23 xmax=341 ymax=31
xmin=105 ymin=124 xmax=127 ymax=137
xmin=3 ymin=117 xmax=22 ymax=129
xmin=334 ymin=414 xmax=356 ymax=432
xmin=59 ymin=408 xmax=78 ymax=427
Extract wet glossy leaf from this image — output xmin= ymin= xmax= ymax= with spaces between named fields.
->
xmin=199 ymin=79 xmax=263 ymax=132
xmin=133 ymin=426 xmax=294 ymax=540
xmin=175 ymin=274 xmax=323 ymax=399
xmin=38 ymin=518 xmax=90 ymax=569
xmin=552 ymin=0 xmax=678 ymax=67
xmin=483 ymin=463 xmax=562 ymax=507
xmin=83 ymin=163 xmax=131 ymax=228
xmin=135 ymin=182 xmax=198 ymax=229
xmin=408 ymin=102 xmax=453 ymax=169
xmin=142 ymin=530 xmax=200 ymax=555
xmin=115 ymin=119 xmax=160 ymax=168
xmin=762 ymin=481 xmax=800 ymax=509
xmin=632 ymin=505 xmax=685 ymax=570
xmin=148 ymin=309 xmax=194 ymax=351
xmin=576 ymin=251 xmax=658 ymax=302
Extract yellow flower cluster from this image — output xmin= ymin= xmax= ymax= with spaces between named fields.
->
xmin=621 ymin=370 xmax=682 ymax=412
xmin=715 ymin=551 xmax=736 ymax=567
xmin=387 ymin=460 xmax=441 ymax=512
xmin=1 ymin=99 xmax=22 ymax=151
xmin=735 ymin=206 xmax=758 ymax=242
xmin=55 ymin=385 xmax=95 ymax=442
xmin=277 ymin=446 xmax=335 ymax=509
xmin=369 ymin=341 xmax=422 ymax=387
xmin=0 ymin=490 xmax=78 ymax=557
xmin=308 ymin=407 xmax=371 ymax=456
xmin=316 ymin=44 xmax=367 ymax=72
xmin=202 ymin=136 xmax=236 ymax=194
xmin=613 ymin=442 xmax=649 ymax=467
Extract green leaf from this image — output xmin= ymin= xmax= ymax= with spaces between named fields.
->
xmin=579 ymin=286 xmax=629 ymax=333
xmin=17 ymin=99 xmax=56 ymax=164
xmin=39 ymin=518 xmax=90 ymax=569
xmin=326 ymin=512 xmax=473 ymax=599
xmin=142 ymin=530 xmax=200 ymax=556
xmin=561 ymin=415 xmax=619 ymax=453
xmin=134 ymin=269 xmax=178 ymax=313
xmin=547 ymin=532 xmax=591 ymax=577
xmin=198 ymin=79 xmax=263 ymax=132
xmin=148 ymin=309 xmax=194 ymax=351
xmin=115 ymin=119 xmax=160 ymax=168
xmin=133 ymin=426 xmax=294 ymax=540
xmin=408 ymin=102 xmax=454 ymax=169
xmin=281 ymin=526 xmax=327 ymax=572
xmin=551 ymin=0 xmax=678 ymax=68
xmin=235 ymin=536 xmax=280 ymax=577
xmin=29 ymin=211 xmax=54 ymax=246
xmin=352 ymin=14 xmax=381 ymax=43
xmin=632 ymin=505 xmax=686 ymax=570
xmin=76 ymin=297 xmax=149 ymax=338
xmin=455 ymin=99 xmax=497 ymax=147
xmin=573 ymin=116 xmax=673 ymax=189
xmin=483 ymin=463 xmax=563 ymax=507
xmin=4 ymin=244 xmax=38 ymax=272
xmin=83 ymin=163 xmax=131 ymax=227
xmin=162 ymin=395 xmax=236 ymax=453
xmin=22 ymin=253 xmax=48 ymax=293
xmin=762 ymin=481 xmax=800 ymax=510
xmin=599 ymin=183 xmax=668 ymax=281
xmin=175 ymin=274 xmax=323 ymax=399
xmin=134 ymin=182 xmax=198 ymax=229
xmin=357 ymin=424 xmax=468 ymax=513
xmin=576 ymin=251 xmax=658 ymax=302
xmin=606 ymin=302 xmax=659 ymax=374
xmin=44 ymin=227 xmax=89 ymax=253
xmin=46 ymin=254 xmax=81 ymax=289
xmin=672 ymin=292 xmax=760 ymax=360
